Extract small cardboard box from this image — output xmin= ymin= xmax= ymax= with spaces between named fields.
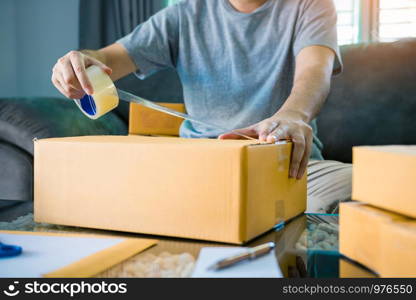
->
xmin=340 ymin=202 xmax=416 ymax=277
xmin=129 ymin=102 xmax=185 ymax=136
xmin=352 ymin=146 xmax=416 ymax=218
xmin=34 ymin=136 xmax=306 ymax=244
xmin=339 ymin=258 xmax=378 ymax=278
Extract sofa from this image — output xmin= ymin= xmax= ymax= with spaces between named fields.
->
xmin=1 ymin=39 xmax=415 ymax=221
xmin=0 ymin=98 xmax=127 ymax=220
xmin=318 ymin=38 xmax=416 ymax=163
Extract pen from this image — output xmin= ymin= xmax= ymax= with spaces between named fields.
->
xmin=208 ymin=242 xmax=275 ymax=271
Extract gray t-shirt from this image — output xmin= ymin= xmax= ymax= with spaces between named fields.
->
xmin=118 ymin=0 xmax=342 ymax=160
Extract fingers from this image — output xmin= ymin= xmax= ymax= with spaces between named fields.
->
xmin=258 ymin=120 xmax=279 ymax=142
xmin=51 ymin=69 xmax=83 ymax=99
xmin=218 ymin=127 xmax=257 ymax=140
xmin=59 ymin=59 xmax=85 ymax=99
xmin=51 ymin=74 xmax=68 ymax=98
xmin=51 ymin=50 xmax=113 ymax=99
xmin=290 ymin=134 xmax=306 ymax=179
xmin=219 ymin=120 xmax=279 ymax=142
xmin=220 ymin=115 xmax=313 ymax=180
xmin=69 ymin=52 xmax=93 ymax=95
xmin=267 ymin=122 xmax=312 ymax=179
xmin=266 ymin=124 xmax=288 ymax=144
xmin=60 ymin=58 xmax=82 ymax=91
xmin=91 ymin=58 xmax=113 ymax=75
xmin=269 ymin=125 xmax=304 ymax=178
xmin=52 ymin=52 xmax=87 ymax=99
xmin=218 ymin=133 xmax=245 ymax=140
xmin=296 ymin=133 xmax=312 ymax=180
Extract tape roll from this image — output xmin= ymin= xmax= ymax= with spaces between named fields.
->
xmin=73 ymin=65 xmax=119 ymax=120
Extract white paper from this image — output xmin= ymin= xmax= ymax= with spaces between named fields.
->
xmin=0 ymin=233 xmax=124 ymax=277
xmin=192 ymin=247 xmax=283 ymax=278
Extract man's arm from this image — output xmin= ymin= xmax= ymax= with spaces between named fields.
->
xmin=220 ymin=45 xmax=335 ymax=179
xmin=51 ymin=43 xmax=136 ymax=99
xmin=281 ymin=45 xmax=334 ymax=124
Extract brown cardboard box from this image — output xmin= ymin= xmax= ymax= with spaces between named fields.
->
xmin=339 ymin=258 xmax=378 ymax=278
xmin=340 ymin=202 xmax=416 ymax=277
xmin=352 ymin=146 xmax=416 ymax=218
xmin=129 ymin=102 xmax=185 ymax=136
xmin=34 ymin=136 xmax=306 ymax=244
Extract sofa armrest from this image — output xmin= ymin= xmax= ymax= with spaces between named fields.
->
xmin=0 ymin=142 xmax=33 ymax=201
xmin=0 ymin=97 xmax=127 ymax=155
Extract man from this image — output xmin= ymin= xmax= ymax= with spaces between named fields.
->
xmin=51 ymin=0 xmax=352 ymax=213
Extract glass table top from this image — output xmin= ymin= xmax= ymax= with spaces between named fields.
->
xmin=2 ymin=213 xmax=341 ymax=278
xmin=100 ymin=213 xmax=341 ymax=278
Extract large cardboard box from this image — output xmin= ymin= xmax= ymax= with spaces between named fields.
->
xmin=352 ymin=146 xmax=416 ymax=218
xmin=129 ymin=102 xmax=184 ymax=136
xmin=340 ymin=202 xmax=416 ymax=277
xmin=34 ymin=136 xmax=306 ymax=244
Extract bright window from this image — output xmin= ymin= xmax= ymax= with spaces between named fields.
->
xmin=167 ymin=0 xmax=416 ymax=44
xmin=378 ymin=0 xmax=416 ymax=42
xmin=165 ymin=0 xmax=179 ymax=5
xmin=167 ymin=0 xmax=365 ymax=45
xmin=334 ymin=0 xmax=361 ymax=45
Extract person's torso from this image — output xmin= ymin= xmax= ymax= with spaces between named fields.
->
xmin=175 ymin=0 xmax=303 ymax=136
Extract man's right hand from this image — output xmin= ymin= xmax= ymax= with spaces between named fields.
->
xmin=51 ymin=50 xmax=112 ymax=99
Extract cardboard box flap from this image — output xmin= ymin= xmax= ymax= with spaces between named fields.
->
xmin=129 ymin=102 xmax=185 ymax=136
xmin=356 ymin=145 xmax=416 ymax=156
xmin=352 ymin=145 xmax=416 ymax=218
xmin=36 ymin=135 xmax=260 ymax=147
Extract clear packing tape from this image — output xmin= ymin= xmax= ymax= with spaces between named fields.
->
xmin=73 ymin=65 xmax=119 ymax=120
xmin=73 ymin=66 xmax=258 ymax=141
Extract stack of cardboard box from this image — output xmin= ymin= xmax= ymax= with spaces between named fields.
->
xmin=340 ymin=146 xmax=416 ymax=277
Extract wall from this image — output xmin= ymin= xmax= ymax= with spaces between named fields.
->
xmin=0 ymin=0 xmax=17 ymax=97
xmin=0 ymin=0 xmax=80 ymax=98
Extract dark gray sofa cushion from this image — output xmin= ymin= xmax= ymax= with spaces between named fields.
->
xmin=0 ymin=97 xmax=128 ymax=155
xmin=0 ymin=142 xmax=32 ymax=201
xmin=318 ymin=39 xmax=416 ymax=163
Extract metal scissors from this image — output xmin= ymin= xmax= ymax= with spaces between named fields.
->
xmin=0 ymin=240 xmax=22 ymax=258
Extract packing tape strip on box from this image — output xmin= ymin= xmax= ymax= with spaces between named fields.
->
xmin=73 ymin=65 xmax=119 ymax=120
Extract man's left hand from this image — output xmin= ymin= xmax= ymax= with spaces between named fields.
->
xmin=218 ymin=110 xmax=312 ymax=180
